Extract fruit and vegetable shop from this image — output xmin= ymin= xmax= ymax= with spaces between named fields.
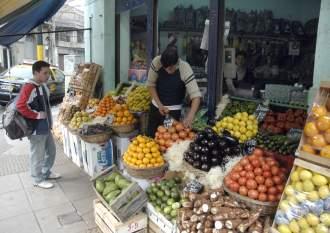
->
xmin=54 ymin=0 xmax=330 ymax=232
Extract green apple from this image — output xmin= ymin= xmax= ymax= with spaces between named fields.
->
xmin=280 ymin=200 xmax=291 ymax=211
xmin=300 ymin=170 xmax=313 ymax=181
xmin=289 ymin=220 xmax=300 ymax=233
xmin=303 ymin=180 xmax=315 ymax=192
xmin=318 ymin=185 xmax=330 ymax=199
xmin=312 ymin=174 xmax=328 ymax=186
xmin=286 ymin=196 xmax=299 ymax=205
xmin=314 ymin=224 xmax=328 ymax=233
xmin=306 ymin=213 xmax=320 ymax=226
xmin=278 ymin=224 xmax=292 ymax=233
xmin=301 ymin=228 xmax=315 ymax=233
xmin=298 ymin=217 xmax=311 ymax=229
xmin=285 ymin=185 xmax=296 ymax=196
xmin=320 ymin=213 xmax=330 ymax=226
xmin=307 ymin=191 xmax=320 ymax=201
xmin=294 ymin=182 xmax=304 ymax=192
xmin=291 ymin=171 xmax=300 ymax=182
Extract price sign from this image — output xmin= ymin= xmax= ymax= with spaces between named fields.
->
xmin=243 ymin=139 xmax=257 ymax=155
xmin=254 ymin=104 xmax=269 ymax=122
xmin=287 ymin=128 xmax=302 ymax=142
xmin=127 ymin=222 xmax=139 ymax=232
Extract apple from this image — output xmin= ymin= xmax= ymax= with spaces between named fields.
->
xmin=301 ymin=228 xmax=315 ymax=233
xmin=289 ymin=220 xmax=300 ymax=233
xmin=291 ymin=171 xmax=300 ymax=182
xmin=298 ymin=217 xmax=311 ymax=229
xmin=278 ymin=224 xmax=292 ymax=233
xmin=280 ymin=200 xmax=291 ymax=211
xmin=312 ymin=174 xmax=328 ymax=186
xmin=307 ymin=191 xmax=320 ymax=202
xmin=296 ymin=192 xmax=307 ymax=202
xmin=314 ymin=224 xmax=328 ymax=233
xmin=300 ymin=170 xmax=313 ymax=181
xmin=286 ymin=196 xmax=299 ymax=205
xmin=320 ymin=213 xmax=330 ymax=226
xmin=306 ymin=213 xmax=320 ymax=226
xmin=294 ymin=182 xmax=304 ymax=192
xmin=303 ymin=180 xmax=315 ymax=192
xmin=285 ymin=185 xmax=296 ymax=196
xmin=318 ymin=185 xmax=330 ymax=199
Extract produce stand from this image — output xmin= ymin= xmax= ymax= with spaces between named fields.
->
xmin=54 ymin=62 xmax=329 ymax=233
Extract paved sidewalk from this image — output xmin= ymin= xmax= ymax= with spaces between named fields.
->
xmin=0 ymin=130 xmax=101 ymax=233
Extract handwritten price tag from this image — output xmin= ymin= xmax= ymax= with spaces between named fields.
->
xmin=127 ymin=222 xmax=139 ymax=232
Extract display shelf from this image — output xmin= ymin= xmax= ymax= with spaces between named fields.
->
xmin=228 ymin=33 xmax=313 ymax=41
xmin=229 ymin=95 xmax=308 ymax=110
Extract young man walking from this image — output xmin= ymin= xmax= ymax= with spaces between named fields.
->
xmin=16 ymin=61 xmax=60 ymax=189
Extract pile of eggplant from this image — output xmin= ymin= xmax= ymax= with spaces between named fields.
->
xmin=183 ymin=128 xmax=241 ymax=172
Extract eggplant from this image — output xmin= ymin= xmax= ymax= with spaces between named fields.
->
xmin=204 ymin=127 xmax=214 ymax=135
xmin=195 ymin=132 xmax=205 ymax=142
xmin=193 ymin=145 xmax=201 ymax=152
xmin=200 ymin=155 xmax=208 ymax=163
xmin=224 ymin=147 xmax=231 ymax=155
xmin=211 ymin=157 xmax=219 ymax=166
xmin=193 ymin=161 xmax=201 ymax=169
xmin=187 ymin=158 xmax=194 ymax=164
xmin=201 ymin=139 xmax=208 ymax=146
xmin=223 ymin=135 xmax=239 ymax=147
xmin=201 ymin=146 xmax=209 ymax=155
xmin=207 ymin=141 xmax=216 ymax=149
xmin=218 ymin=139 xmax=228 ymax=149
xmin=189 ymin=142 xmax=196 ymax=150
xmin=211 ymin=149 xmax=219 ymax=157
xmin=183 ymin=152 xmax=190 ymax=160
xmin=192 ymin=152 xmax=200 ymax=161
xmin=231 ymin=147 xmax=241 ymax=155
xmin=201 ymin=163 xmax=210 ymax=172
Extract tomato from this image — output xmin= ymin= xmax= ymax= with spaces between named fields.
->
xmin=248 ymin=190 xmax=259 ymax=200
xmin=233 ymin=165 xmax=243 ymax=172
xmin=258 ymin=193 xmax=267 ymax=202
xmin=271 ymin=166 xmax=280 ymax=176
xmin=257 ymin=185 xmax=267 ymax=193
xmin=255 ymin=175 xmax=265 ymax=185
xmin=246 ymin=171 xmax=255 ymax=179
xmin=265 ymin=178 xmax=274 ymax=187
xmin=272 ymin=176 xmax=282 ymax=185
xmin=163 ymin=132 xmax=171 ymax=140
xmin=276 ymin=193 xmax=282 ymax=201
xmin=224 ymin=177 xmax=233 ymax=187
xmin=238 ymin=177 xmax=247 ymax=186
xmin=246 ymin=179 xmax=258 ymax=190
xmin=171 ymin=133 xmax=179 ymax=141
xmin=254 ymin=167 xmax=263 ymax=176
xmin=266 ymin=158 xmax=278 ymax=167
xmin=239 ymin=170 xmax=247 ymax=177
xmin=248 ymin=155 xmax=258 ymax=162
xmin=251 ymin=159 xmax=261 ymax=168
xmin=253 ymin=148 xmax=264 ymax=157
xmin=240 ymin=158 xmax=250 ymax=166
xmin=175 ymin=123 xmax=184 ymax=131
xmin=239 ymin=186 xmax=248 ymax=196
xmin=230 ymin=172 xmax=240 ymax=181
xmin=179 ymin=131 xmax=187 ymax=139
xmin=263 ymin=171 xmax=272 ymax=178
xmin=229 ymin=182 xmax=239 ymax=192
xmin=262 ymin=164 xmax=271 ymax=171
xmin=267 ymin=187 xmax=278 ymax=195
xmin=267 ymin=194 xmax=276 ymax=202
xmin=244 ymin=164 xmax=254 ymax=171
xmin=168 ymin=127 xmax=176 ymax=134
xmin=276 ymin=184 xmax=285 ymax=193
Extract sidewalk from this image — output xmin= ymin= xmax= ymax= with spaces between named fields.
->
xmin=0 ymin=129 xmax=101 ymax=233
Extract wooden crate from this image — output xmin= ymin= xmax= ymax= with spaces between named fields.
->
xmin=91 ymin=165 xmax=148 ymax=222
xmin=146 ymin=203 xmax=176 ymax=233
xmin=94 ymin=199 xmax=147 ymax=233
xmin=271 ymin=158 xmax=330 ymax=233
xmin=296 ymin=81 xmax=330 ymax=168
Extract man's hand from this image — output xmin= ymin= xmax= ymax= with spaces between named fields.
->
xmin=158 ymin=105 xmax=169 ymax=116
xmin=183 ymin=113 xmax=194 ymax=128
xmin=37 ymin=111 xmax=47 ymax=119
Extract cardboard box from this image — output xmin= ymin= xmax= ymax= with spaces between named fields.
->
xmin=297 ymin=81 xmax=330 ymax=168
xmin=94 ymin=199 xmax=147 ymax=233
xmin=68 ymin=130 xmax=83 ymax=168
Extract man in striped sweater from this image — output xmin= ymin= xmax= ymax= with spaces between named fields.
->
xmin=16 ymin=61 xmax=60 ymax=189
xmin=147 ymin=45 xmax=201 ymax=136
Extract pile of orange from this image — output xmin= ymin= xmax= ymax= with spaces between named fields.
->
xmin=123 ymin=135 xmax=165 ymax=169
xmin=94 ymin=96 xmax=116 ymax=117
xmin=110 ymin=103 xmax=136 ymax=126
xmin=302 ymin=105 xmax=330 ymax=158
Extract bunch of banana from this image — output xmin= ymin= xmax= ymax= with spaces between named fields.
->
xmin=127 ymin=86 xmax=151 ymax=112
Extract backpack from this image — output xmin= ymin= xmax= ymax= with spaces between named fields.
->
xmin=2 ymin=97 xmax=34 ymax=140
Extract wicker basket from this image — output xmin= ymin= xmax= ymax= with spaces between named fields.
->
xmin=124 ymin=161 xmax=168 ymax=179
xmin=223 ymin=185 xmax=278 ymax=216
xmin=79 ymin=132 xmax=111 ymax=144
xmin=111 ymin=124 xmax=136 ymax=134
xmin=182 ymin=161 xmax=207 ymax=179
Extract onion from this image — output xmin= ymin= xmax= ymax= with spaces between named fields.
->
xmin=264 ymin=178 xmax=274 ymax=187
xmin=246 ymin=179 xmax=258 ymax=190
xmin=258 ymin=193 xmax=267 ymax=202
xmin=248 ymin=190 xmax=259 ymax=200
xmin=238 ymin=177 xmax=247 ymax=186
xmin=239 ymin=186 xmax=248 ymax=196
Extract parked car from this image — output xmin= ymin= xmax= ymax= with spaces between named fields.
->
xmin=0 ymin=63 xmax=65 ymax=105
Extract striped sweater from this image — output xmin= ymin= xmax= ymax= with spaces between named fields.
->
xmin=147 ymin=56 xmax=202 ymax=100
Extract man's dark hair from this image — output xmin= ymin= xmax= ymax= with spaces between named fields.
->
xmin=32 ymin=60 xmax=50 ymax=74
xmin=161 ymin=45 xmax=179 ymax=68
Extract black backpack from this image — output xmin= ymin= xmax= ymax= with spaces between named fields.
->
xmin=2 ymin=97 xmax=34 ymax=140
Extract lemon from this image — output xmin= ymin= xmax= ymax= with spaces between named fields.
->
xmin=246 ymin=131 xmax=253 ymax=138
xmin=227 ymin=117 xmax=233 ymax=123
xmin=234 ymin=113 xmax=242 ymax=120
xmin=248 ymin=115 xmax=255 ymax=120
xmin=240 ymin=127 xmax=247 ymax=133
xmin=233 ymin=119 xmax=240 ymax=125
xmin=240 ymin=135 xmax=247 ymax=142
xmin=239 ymin=121 xmax=246 ymax=127
xmin=233 ymin=126 xmax=240 ymax=132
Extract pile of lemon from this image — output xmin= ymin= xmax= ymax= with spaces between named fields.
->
xmin=123 ymin=135 xmax=165 ymax=169
xmin=213 ymin=112 xmax=258 ymax=143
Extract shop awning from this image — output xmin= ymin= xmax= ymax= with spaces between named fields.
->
xmin=0 ymin=0 xmax=66 ymax=46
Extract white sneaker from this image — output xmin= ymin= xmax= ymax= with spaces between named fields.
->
xmin=34 ymin=181 xmax=54 ymax=189
xmin=47 ymin=172 xmax=61 ymax=179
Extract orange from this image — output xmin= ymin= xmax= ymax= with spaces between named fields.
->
xmin=316 ymin=115 xmax=330 ymax=131
xmin=117 ymin=111 xmax=124 ymax=117
xmin=311 ymin=134 xmax=327 ymax=147
xmin=152 ymin=152 xmax=161 ymax=158
xmin=147 ymin=164 xmax=153 ymax=168
xmin=142 ymin=158 xmax=150 ymax=165
xmin=145 ymin=153 xmax=153 ymax=159
xmin=139 ymin=164 xmax=147 ymax=169
xmin=124 ymin=110 xmax=130 ymax=117
xmin=136 ymin=160 xmax=142 ymax=165
xmin=324 ymin=129 xmax=330 ymax=143
xmin=143 ymin=148 xmax=150 ymax=153
xmin=312 ymin=105 xmax=328 ymax=118
xmin=151 ymin=146 xmax=158 ymax=153
xmin=150 ymin=158 xmax=156 ymax=164
xmin=320 ymin=145 xmax=330 ymax=158
xmin=301 ymin=144 xmax=316 ymax=154
xmin=136 ymin=147 xmax=142 ymax=153
xmin=304 ymin=122 xmax=319 ymax=137
xmin=139 ymin=143 xmax=146 ymax=149
xmin=156 ymin=157 xmax=164 ymax=163
xmin=137 ymin=153 xmax=144 ymax=160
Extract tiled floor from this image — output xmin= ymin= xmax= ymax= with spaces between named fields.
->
xmin=0 ymin=133 xmax=101 ymax=233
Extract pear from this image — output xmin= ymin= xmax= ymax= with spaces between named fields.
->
xmin=307 ymin=191 xmax=320 ymax=202
xmin=300 ymin=170 xmax=313 ymax=181
xmin=303 ymin=180 xmax=315 ymax=192
xmin=278 ymin=224 xmax=292 ymax=233
xmin=318 ymin=185 xmax=330 ymax=199
xmin=314 ymin=224 xmax=328 ymax=233
xmin=291 ymin=171 xmax=300 ymax=182
xmin=306 ymin=213 xmax=320 ymax=226
xmin=298 ymin=217 xmax=310 ymax=229
xmin=289 ymin=220 xmax=300 ymax=233
xmin=312 ymin=174 xmax=328 ymax=186
xmin=285 ymin=185 xmax=296 ymax=196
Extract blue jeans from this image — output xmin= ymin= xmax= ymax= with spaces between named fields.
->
xmin=28 ymin=133 xmax=56 ymax=183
